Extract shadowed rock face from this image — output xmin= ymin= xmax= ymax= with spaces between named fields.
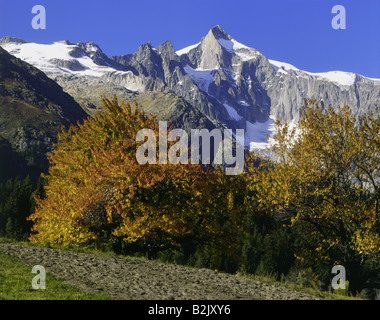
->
xmin=0 ymin=46 xmax=87 ymax=124
xmin=265 ymin=66 xmax=380 ymax=122
xmin=1 ymin=26 xmax=379 ymax=151
xmin=0 ymin=46 xmax=88 ymax=182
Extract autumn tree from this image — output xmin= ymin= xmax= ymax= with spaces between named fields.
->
xmin=245 ymin=100 xmax=380 ymax=294
xmin=28 ymin=96 xmax=247 ymax=264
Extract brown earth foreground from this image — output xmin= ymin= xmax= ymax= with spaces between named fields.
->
xmin=0 ymin=242 xmax=321 ymax=300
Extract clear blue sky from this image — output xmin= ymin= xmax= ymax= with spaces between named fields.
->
xmin=0 ymin=0 xmax=379 ymax=78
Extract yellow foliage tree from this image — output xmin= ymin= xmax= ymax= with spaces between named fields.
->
xmin=245 ymin=100 xmax=379 ymax=294
xmin=28 ymin=96 xmax=247 ymax=264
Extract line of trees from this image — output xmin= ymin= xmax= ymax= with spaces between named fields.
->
xmin=2 ymin=97 xmax=379 ymax=296
xmin=0 ymin=175 xmax=45 ymax=240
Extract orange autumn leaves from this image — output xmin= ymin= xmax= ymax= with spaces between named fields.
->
xmin=28 ymin=97 xmax=246 ymax=258
xmin=29 ymin=96 xmax=379 ymax=268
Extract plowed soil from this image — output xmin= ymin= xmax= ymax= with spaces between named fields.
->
xmin=0 ymin=242 xmax=320 ymax=300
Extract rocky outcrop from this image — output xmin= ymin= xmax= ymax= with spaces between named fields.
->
xmin=266 ymin=65 xmax=380 ymax=122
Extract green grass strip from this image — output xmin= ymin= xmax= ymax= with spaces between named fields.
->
xmin=0 ymin=250 xmax=110 ymax=300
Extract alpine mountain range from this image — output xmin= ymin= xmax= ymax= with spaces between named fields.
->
xmin=1 ymin=25 xmax=380 ymax=158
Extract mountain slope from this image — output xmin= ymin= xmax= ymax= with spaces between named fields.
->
xmin=0 ymin=46 xmax=88 ymax=182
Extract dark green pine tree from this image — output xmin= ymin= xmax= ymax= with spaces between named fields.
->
xmin=0 ymin=175 xmax=35 ymax=240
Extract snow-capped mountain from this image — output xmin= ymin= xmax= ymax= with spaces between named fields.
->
xmin=0 ymin=37 xmax=125 ymax=76
xmin=1 ymin=26 xmax=379 ymax=152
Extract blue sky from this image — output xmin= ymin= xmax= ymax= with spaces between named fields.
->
xmin=0 ymin=0 xmax=379 ymax=78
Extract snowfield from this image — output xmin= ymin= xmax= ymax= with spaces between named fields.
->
xmin=183 ymin=65 xmax=215 ymax=92
xmin=269 ymin=59 xmax=362 ymax=86
xmin=223 ymin=103 xmax=243 ymax=121
xmin=244 ymin=116 xmax=277 ymax=150
xmin=1 ymin=41 xmax=116 ymax=76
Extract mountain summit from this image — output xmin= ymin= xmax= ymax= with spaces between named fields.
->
xmin=1 ymin=26 xmax=379 ymax=151
xmin=210 ymin=25 xmax=231 ymax=40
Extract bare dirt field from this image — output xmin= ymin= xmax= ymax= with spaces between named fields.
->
xmin=0 ymin=242 xmax=321 ymax=300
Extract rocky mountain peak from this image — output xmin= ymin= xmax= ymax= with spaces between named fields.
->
xmin=138 ymin=42 xmax=154 ymax=52
xmin=209 ymin=25 xmax=231 ymax=40
xmin=193 ymin=26 xmax=233 ymax=70
xmin=0 ymin=37 xmax=29 ymax=46
xmin=134 ymin=42 xmax=157 ymax=62
xmin=77 ymin=41 xmax=102 ymax=54
xmin=157 ymin=40 xmax=176 ymax=59
xmin=75 ymin=41 xmax=116 ymax=67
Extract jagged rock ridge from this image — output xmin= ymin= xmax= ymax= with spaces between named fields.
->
xmin=1 ymin=26 xmax=379 ymax=151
